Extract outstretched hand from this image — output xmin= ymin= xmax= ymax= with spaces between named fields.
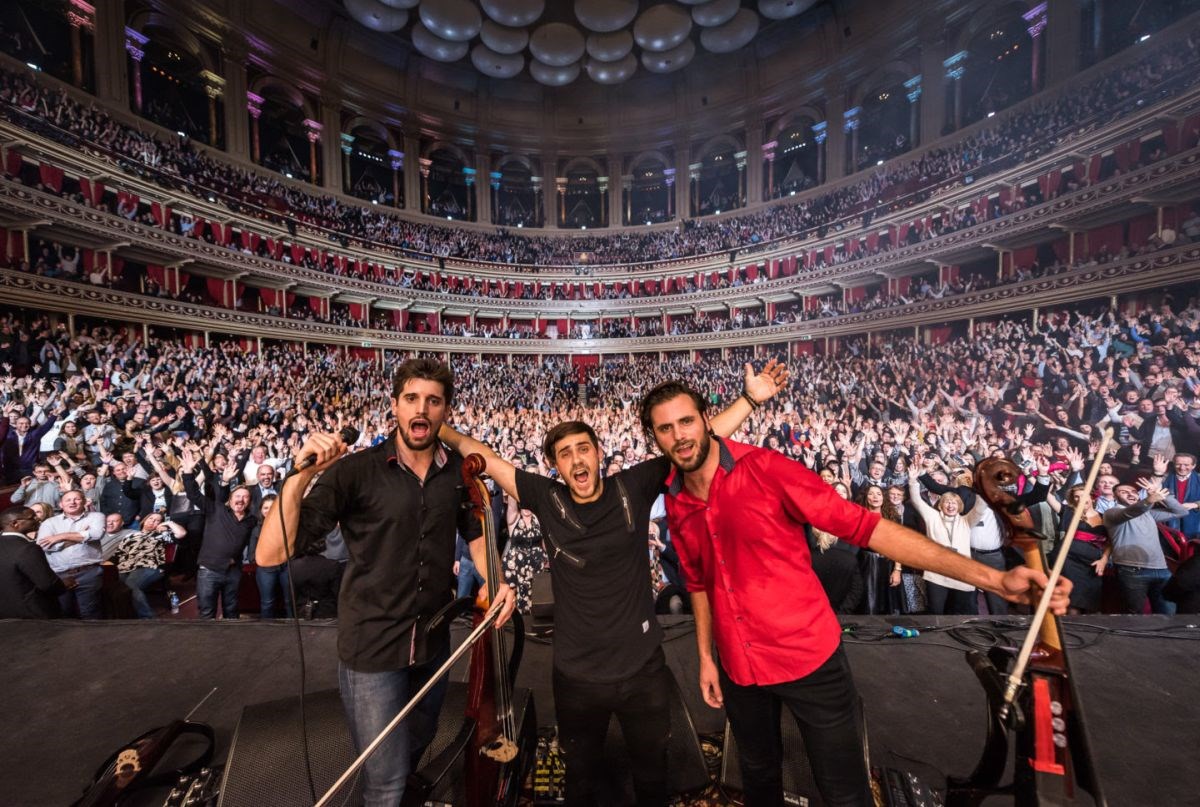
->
xmin=743 ymin=358 xmax=790 ymax=405
xmin=997 ymin=566 xmax=1072 ymax=614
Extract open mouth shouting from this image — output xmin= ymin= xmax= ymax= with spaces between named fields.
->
xmin=401 ymin=417 xmax=435 ymax=449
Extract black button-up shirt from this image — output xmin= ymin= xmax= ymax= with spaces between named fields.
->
xmin=295 ymin=435 xmax=480 ymax=672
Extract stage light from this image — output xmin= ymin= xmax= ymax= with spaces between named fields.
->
xmin=26 ymin=62 xmax=40 ymax=71
xmin=716 ymin=209 xmax=721 ymax=214
xmin=877 ymin=160 xmax=884 ymax=165
xmin=516 ymin=222 xmax=523 ymax=228
xmin=446 ymin=215 xmax=452 ymax=220
xmin=177 ymin=131 xmax=186 ymax=137
xmin=1140 ymin=34 xmax=1151 ymax=42
xmin=582 ymin=225 xmax=587 ymax=230
xmin=790 ymin=191 xmax=796 ymax=196
xmin=987 ymin=111 xmax=996 ymax=118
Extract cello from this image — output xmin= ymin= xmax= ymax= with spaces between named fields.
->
xmin=946 ymin=434 xmax=1111 ymax=806
xmin=458 ymin=452 xmax=533 ymax=805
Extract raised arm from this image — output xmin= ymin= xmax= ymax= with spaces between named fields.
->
xmin=708 ymin=359 xmax=790 ymax=438
xmin=437 ymin=423 xmax=519 ymax=501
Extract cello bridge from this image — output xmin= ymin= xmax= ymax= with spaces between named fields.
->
xmin=481 ymin=735 xmax=519 ymax=763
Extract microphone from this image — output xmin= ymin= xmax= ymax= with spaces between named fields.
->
xmin=293 ymin=426 xmax=360 ymax=472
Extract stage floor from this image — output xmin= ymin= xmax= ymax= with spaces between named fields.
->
xmin=1 ymin=615 xmax=1197 ymax=806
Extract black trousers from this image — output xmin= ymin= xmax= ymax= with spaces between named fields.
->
xmin=926 ymin=581 xmax=979 ymax=615
xmin=720 ymin=645 xmax=870 ymax=807
xmin=553 ymin=647 xmax=672 ymax=807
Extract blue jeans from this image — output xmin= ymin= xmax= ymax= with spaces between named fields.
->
xmin=121 ymin=567 xmax=164 ymax=619
xmin=456 ymin=556 xmax=484 ymax=600
xmin=1115 ymin=565 xmax=1177 ymax=615
xmin=197 ymin=565 xmax=241 ymax=619
xmin=256 ymin=564 xmax=293 ymax=617
xmin=58 ymin=566 xmax=103 ymax=619
xmin=338 ymin=644 xmax=450 ymax=807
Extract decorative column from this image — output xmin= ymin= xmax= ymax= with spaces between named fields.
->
xmin=389 ymin=149 xmax=404 ymax=207
xmin=489 ymin=171 xmax=500 ymax=223
xmin=67 ymin=0 xmax=95 ymax=88
xmin=541 ymin=155 xmax=557 ymax=227
xmin=904 ymin=74 xmax=922 ymax=147
xmin=943 ymin=50 xmax=967 ymax=130
xmin=303 ymin=119 xmax=323 ymax=184
xmin=463 ymin=166 xmax=476 ymax=220
xmin=125 ymin=27 xmax=148 ymax=113
xmin=221 ymin=47 xmax=248 ymax=157
xmin=419 ymin=157 xmax=432 ymax=212
xmin=530 ymin=175 xmax=543 ymax=226
xmin=734 ymin=150 xmax=748 ymax=207
xmin=842 ymin=107 xmax=861 ymax=174
xmin=1045 ymin=0 xmax=1081 ymax=86
xmin=402 ymin=135 xmax=420 ymax=210
xmin=663 ymin=168 xmax=675 ymax=219
xmin=745 ymin=120 xmax=764 ymax=203
xmin=597 ymin=175 xmax=609 ymax=227
xmin=1023 ymin=2 xmax=1048 ymax=94
xmin=200 ymin=70 xmax=225 ymax=146
xmin=622 ymin=174 xmax=633 ymax=224
xmin=688 ymin=162 xmax=701 ymax=217
xmin=823 ymin=82 xmax=846 ymax=181
xmin=811 ymin=122 xmax=827 ymax=183
xmin=246 ymin=91 xmax=264 ymax=163
xmin=555 ymin=177 xmax=567 ymax=226
xmin=761 ymin=140 xmax=777 ymax=200
xmin=919 ymin=37 xmax=946 ymax=141
xmin=474 ymin=151 xmax=491 ymax=223
xmin=340 ymin=133 xmax=355 ymax=193
xmin=91 ymin=0 xmax=128 ymax=105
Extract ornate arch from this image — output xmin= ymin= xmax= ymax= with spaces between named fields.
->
xmin=767 ymin=106 xmax=825 ymax=142
xmin=851 ymin=60 xmax=918 ymax=109
xmin=952 ymin=1 xmax=1030 ymax=54
xmin=249 ymin=75 xmax=316 ymax=120
xmin=126 ymin=10 xmax=217 ymax=74
xmin=422 ymin=139 xmax=472 ymax=166
xmin=495 ymin=153 xmax=535 ymax=173
xmin=561 ymin=156 xmax=605 ymax=177
xmin=629 ymin=149 xmax=671 ymax=172
xmin=343 ymin=115 xmax=396 ymax=150
xmin=695 ymin=133 xmax=743 ymax=161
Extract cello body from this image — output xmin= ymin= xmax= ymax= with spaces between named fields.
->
xmin=946 ymin=457 xmax=1105 ymax=807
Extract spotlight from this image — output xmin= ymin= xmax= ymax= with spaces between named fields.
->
xmin=987 ymin=111 xmax=996 ymax=118
xmin=26 ymin=62 xmax=40 ymax=71
xmin=790 ymin=191 xmax=796 ymax=196
xmin=1139 ymin=34 xmax=1151 ymax=42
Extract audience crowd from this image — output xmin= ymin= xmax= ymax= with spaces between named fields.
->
xmin=3 ymin=289 xmax=1199 ymax=620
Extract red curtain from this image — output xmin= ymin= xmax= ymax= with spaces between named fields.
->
xmin=205 ymin=278 xmax=227 ymax=306
xmin=146 ymin=265 xmax=165 ymax=286
xmin=38 ymin=162 xmax=64 ymax=192
xmin=308 ymin=296 xmax=324 ymax=314
xmin=4 ymin=150 xmax=21 ymax=177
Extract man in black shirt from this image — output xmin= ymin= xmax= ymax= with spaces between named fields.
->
xmin=256 ymin=359 xmax=516 ymax=807
xmin=439 ymin=360 xmax=788 ymax=806
xmin=180 ymin=449 xmax=256 ymax=619
xmin=0 ymin=506 xmax=65 ymax=618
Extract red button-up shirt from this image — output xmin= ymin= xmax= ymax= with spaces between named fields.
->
xmin=664 ymin=438 xmax=880 ymax=686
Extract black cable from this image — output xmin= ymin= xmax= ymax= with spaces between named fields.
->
xmin=276 ymin=474 xmax=318 ymax=805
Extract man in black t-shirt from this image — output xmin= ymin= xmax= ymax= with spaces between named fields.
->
xmin=439 ymin=359 xmax=788 ymax=806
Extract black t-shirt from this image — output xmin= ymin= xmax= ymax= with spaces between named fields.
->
xmin=516 ymin=456 xmax=670 ymax=683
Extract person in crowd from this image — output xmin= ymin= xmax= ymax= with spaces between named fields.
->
xmin=180 ymin=447 xmax=256 ymax=620
xmin=99 ymin=511 xmax=133 ymax=561
xmin=113 ymin=512 xmax=185 ymax=619
xmin=35 ymin=489 xmax=106 ymax=618
xmin=1103 ymin=481 xmax=1191 ymax=615
xmin=0 ymin=506 xmax=65 ymax=618
xmin=504 ymin=497 xmax=546 ymax=615
xmin=906 ymin=471 xmax=990 ymax=615
xmin=853 ymin=484 xmax=900 ymax=614
xmin=640 ymin=380 xmax=1071 ymax=807
xmin=255 ymin=359 xmax=516 ymax=807
xmin=2 ymin=408 xmax=57 ymax=484
xmin=1047 ymin=485 xmax=1110 ymax=614
xmin=808 ymin=482 xmax=865 ymax=614
xmin=1156 ymin=452 xmax=1200 ymax=537
xmin=10 ymin=461 xmax=63 ymax=509
xmin=436 ymin=360 xmax=788 ymax=807
xmin=247 ymin=494 xmax=291 ymax=618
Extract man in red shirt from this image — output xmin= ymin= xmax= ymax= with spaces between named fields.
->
xmin=639 ymin=381 xmax=1071 ymax=807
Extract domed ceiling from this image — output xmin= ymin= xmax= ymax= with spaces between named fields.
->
xmin=342 ymin=0 xmax=820 ymax=86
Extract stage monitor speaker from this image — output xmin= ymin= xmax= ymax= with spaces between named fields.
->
xmin=219 ymin=682 xmax=536 ymax=807
xmin=219 ymin=688 xmax=362 ymax=807
xmin=600 ymin=667 xmax=711 ymax=803
xmin=719 ymin=697 xmax=870 ymax=807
